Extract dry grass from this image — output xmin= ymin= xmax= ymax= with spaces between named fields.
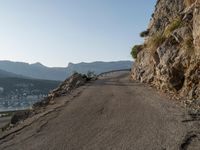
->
xmin=146 ymin=32 xmax=166 ymax=52
xmin=184 ymin=0 xmax=196 ymax=7
xmin=145 ymin=18 xmax=183 ymax=52
xmin=181 ymin=35 xmax=194 ymax=56
xmin=182 ymin=36 xmax=194 ymax=55
xmin=164 ymin=18 xmax=183 ymax=38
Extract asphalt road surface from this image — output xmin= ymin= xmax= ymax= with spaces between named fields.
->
xmin=0 ymin=117 xmax=11 ymax=129
xmin=0 ymin=71 xmax=199 ymax=150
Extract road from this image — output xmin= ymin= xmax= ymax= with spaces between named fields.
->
xmin=0 ymin=71 xmax=199 ymax=150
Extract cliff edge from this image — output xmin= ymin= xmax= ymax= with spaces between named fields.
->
xmin=132 ymin=0 xmax=200 ymax=109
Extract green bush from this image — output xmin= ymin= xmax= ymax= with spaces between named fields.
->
xmin=140 ymin=30 xmax=149 ymax=38
xmin=131 ymin=45 xmax=143 ymax=59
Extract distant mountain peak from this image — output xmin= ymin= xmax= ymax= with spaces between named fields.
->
xmin=31 ymin=62 xmax=45 ymax=67
xmin=68 ymin=62 xmax=74 ymax=67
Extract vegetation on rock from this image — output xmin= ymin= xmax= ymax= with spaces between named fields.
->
xmin=140 ymin=30 xmax=149 ymax=37
xmin=131 ymin=45 xmax=143 ymax=59
xmin=146 ymin=32 xmax=166 ymax=51
xmin=183 ymin=36 xmax=195 ymax=53
xmin=164 ymin=18 xmax=184 ymax=38
xmin=131 ymin=0 xmax=200 ymax=108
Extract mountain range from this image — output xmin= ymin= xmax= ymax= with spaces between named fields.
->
xmin=0 ymin=69 xmax=25 ymax=78
xmin=0 ymin=60 xmax=133 ymax=81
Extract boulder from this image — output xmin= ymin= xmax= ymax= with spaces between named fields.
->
xmin=11 ymin=111 xmax=32 ymax=125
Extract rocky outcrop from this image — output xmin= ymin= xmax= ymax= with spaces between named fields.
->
xmin=132 ymin=0 xmax=200 ymax=108
xmin=47 ymin=73 xmax=89 ymax=99
xmin=33 ymin=73 xmax=90 ymax=108
xmin=10 ymin=111 xmax=32 ymax=125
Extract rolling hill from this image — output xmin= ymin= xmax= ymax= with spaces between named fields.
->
xmin=0 ymin=69 xmax=25 ymax=78
xmin=0 ymin=61 xmax=67 ymax=81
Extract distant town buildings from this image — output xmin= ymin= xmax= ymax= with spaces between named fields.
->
xmin=0 ymin=89 xmax=47 ymax=112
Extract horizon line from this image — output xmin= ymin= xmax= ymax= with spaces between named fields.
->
xmin=0 ymin=59 xmax=134 ymax=68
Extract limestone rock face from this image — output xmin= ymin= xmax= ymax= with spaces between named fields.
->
xmin=193 ymin=1 xmax=200 ymax=56
xmin=132 ymin=0 xmax=200 ymax=106
xmin=148 ymin=0 xmax=185 ymax=34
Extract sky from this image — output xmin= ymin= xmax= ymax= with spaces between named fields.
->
xmin=0 ymin=0 xmax=156 ymax=67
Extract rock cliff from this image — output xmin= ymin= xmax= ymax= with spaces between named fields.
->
xmin=132 ymin=0 xmax=200 ymax=108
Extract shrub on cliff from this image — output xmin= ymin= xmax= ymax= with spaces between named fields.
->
xmin=143 ymin=18 xmax=183 ymax=53
xmin=131 ymin=45 xmax=143 ymax=59
xmin=146 ymin=32 xmax=166 ymax=51
xmin=140 ymin=30 xmax=149 ymax=37
xmin=164 ymin=18 xmax=183 ymax=38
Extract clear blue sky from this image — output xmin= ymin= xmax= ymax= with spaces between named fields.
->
xmin=0 ymin=0 xmax=156 ymax=67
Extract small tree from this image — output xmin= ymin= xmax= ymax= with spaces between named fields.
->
xmin=140 ymin=30 xmax=149 ymax=38
xmin=131 ymin=45 xmax=143 ymax=59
